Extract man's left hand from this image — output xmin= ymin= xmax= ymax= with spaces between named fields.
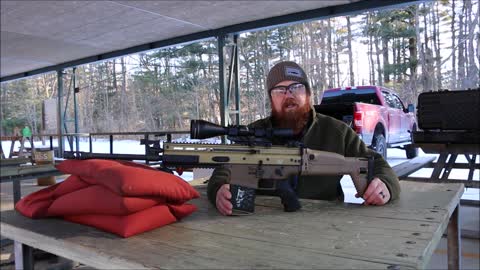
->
xmin=356 ymin=178 xmax=390 ymax=205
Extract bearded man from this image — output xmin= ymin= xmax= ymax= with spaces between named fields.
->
xmin=207 ymin=61 xmax=400 ymax=215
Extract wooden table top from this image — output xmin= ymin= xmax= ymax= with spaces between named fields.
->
xmin=0 ymin=181 xmax=464 ymax=269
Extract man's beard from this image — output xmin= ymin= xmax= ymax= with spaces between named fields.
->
xmin=271 ymin=97 xmax=312 ymax=134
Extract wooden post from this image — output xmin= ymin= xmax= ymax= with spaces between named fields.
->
xmin=447 ymin=205 xmax=461 ymax=270
xmin=14 ymin=241 xmax=34 ymax=270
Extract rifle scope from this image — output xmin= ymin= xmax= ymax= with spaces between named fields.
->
xmin=190 ymin=120 xmax=294 ymax=140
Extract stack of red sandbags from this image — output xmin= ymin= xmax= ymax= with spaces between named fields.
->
xmin=16 ymin=159 xmax=199 ymax=237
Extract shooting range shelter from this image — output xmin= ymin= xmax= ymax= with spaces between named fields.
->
xmin=1 ymin=2 xmax=479 ymax=270
xmin=1 ymin=0 xmax=423 ymax=154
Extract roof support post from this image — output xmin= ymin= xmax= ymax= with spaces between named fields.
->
xmin=72 ymin=67 xmax=80 ymax=154
xmin=225 ymin=34 xmax=241 ymax=125
xmin=219 ymin=34 xmax=241 ymax=128
xmin=217 ymin=34 xmax=228 ymax=129
xmin=233 ymin=34 xmax=240 ymax=125
xmin=56 ymin=70 xmax=65 ymax=157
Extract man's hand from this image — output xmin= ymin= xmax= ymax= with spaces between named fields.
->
xmin=356 ymin=178 xmax=390 ymax=205
xmin=216 ymin=184 xmax=233 ymax=215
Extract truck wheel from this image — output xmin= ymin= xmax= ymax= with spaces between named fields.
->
xmin=372 ymin=134 xmax=387 ymax=159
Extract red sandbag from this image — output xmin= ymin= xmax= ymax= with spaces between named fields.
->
xmin=56 ymin=159 xmax=200 ymax=201
xmin=48 ymin=185 xmax=166 ymax=216
xmin=168 ymin=203 xmax=199 ymax=220
xmin=51 ymin=175 xmax=90 ymax=198
xmin=16 ymin=159 xmax=199 ymax=237
xmin=15 ymin=183 xmax=57 ymax=218
xmin=65 ymin=204 xmax=197 ymax=238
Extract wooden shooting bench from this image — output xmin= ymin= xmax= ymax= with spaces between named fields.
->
xmin=410 ymin=131 xmax=480 ymax=189
xmin=0 ymin=158 xmax=63 ymax=204
xmin=1 ymin=181 xmax=464 ymax=269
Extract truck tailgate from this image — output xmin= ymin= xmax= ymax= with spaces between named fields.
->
xmin=314 ymin=103 xmax=355 ymax=125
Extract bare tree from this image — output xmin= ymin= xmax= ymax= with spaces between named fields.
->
xmin=381 ymin=21 xmax=390 ymax=83
xmin=319 ymin=21 xmax=327 ymax=98
xmin=327 ymin=19 xmax=334 ymax=88
xmin=451 ymin=0 xmax=457 ymax=89
xmin=457 ymin=1 xmax=466 ymax=88
xmin=432 ymin=2 xmax=442 ymax=90
xmin=347 ymin=16 xmax=355 ymax=86
xmin=367 ymin=14 xmax=376 ymax=85
xmin=466 ymin=0 xmax=479 ymax=88
xmin=374 ymin=28 xmax=383 ymax=85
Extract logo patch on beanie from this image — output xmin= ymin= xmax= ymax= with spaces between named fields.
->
xmin=285 ymin=67 xmax=303 ymax=78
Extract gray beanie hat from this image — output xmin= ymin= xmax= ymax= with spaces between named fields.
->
xmin=266 ymin=61 xmax=310 ymax=93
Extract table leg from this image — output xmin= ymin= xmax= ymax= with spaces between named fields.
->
xmin=447 ymin=205 xmax=461 ymax=270
xmin=14 ymin=241 xmax=34 ymax=270
xmin=432 ymin=152 xmax=448 ymax=180
xmin=441 ymin=154 xmax=457 ymax=180
xmin=13 ymin=179 xmax=21 ymax=204
xmin=465 ymin=154 xmax=476 ymax=181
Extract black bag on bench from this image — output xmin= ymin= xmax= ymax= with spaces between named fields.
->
xmin=416 ymin=88 xmax=480 ymax=131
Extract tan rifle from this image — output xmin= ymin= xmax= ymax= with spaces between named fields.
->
xmin=161 ymin=120 xmax=374 ymax=212
xmin=163 ymin=142 xmax=372 ymax=196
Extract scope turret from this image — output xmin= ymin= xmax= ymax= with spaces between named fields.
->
xmin=190 ymin=119 xmax=294 ymax=140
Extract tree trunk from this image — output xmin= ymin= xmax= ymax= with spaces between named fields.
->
xmin=382 ymin=35 xmax=390 ymax=83
xmin=327 ymin=19 xmax=334 ymax=88
xmin=335 ymin=35 xmax=341 ymax=87
xmin=367 ymin=14 xmax=375 ymax=85
xmin=347 ymin=16 xmax=355 ymax=86
xmin=422 ymin=4 xmax=433 ymax=91
xmin=320 ymin=21 xmax=326 ymax=99
xmin=457 ymin=2 xmax=466 ymax=88
xmin=375 ymin=33 xmax=383 ymax=85
xmin=477 ymin=0 xmax=480 ymax=85
xmin=410 ymin=6 xmax=420 ymax=102
xmin=451 ymin=0 xmax=457 ymax=89
xmin=120 ymin=57 xmax=127 ymax=129
xmin=432 ymin=2 xmax=442 ymax=89
xmin=112 ymin=59 xmax=118 ymax=93
xmin=466 ymin=0 xmax=479 ymax=88
xmin=393 ymin=38 xmax=398 ymax=83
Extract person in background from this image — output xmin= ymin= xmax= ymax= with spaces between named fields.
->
xmin=22 ymin=125 xmax=32 ymax=139
xmin=207 ymin=61 xmax=401 ymax=215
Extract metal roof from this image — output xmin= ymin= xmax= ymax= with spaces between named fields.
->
xmin=0 ymin=0 xmax=421 ymax=82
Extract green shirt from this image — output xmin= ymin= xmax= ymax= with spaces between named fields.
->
xmin=21 ymin=126 xmax=32 ymax=137
xmin=207 ymin=110 xmax=400 ymax=205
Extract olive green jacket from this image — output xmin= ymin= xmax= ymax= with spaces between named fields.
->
xmin=207 ymin=111 xmax=400 ymax=205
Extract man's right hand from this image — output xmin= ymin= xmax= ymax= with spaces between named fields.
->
xmin=216 ymin=184 xmax=233 ymax=215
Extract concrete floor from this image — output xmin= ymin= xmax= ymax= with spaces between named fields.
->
xmin=1 ymin=178 xmax=479 ymax=269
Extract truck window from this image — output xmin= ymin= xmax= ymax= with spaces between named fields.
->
xmin=321 ymin=89 xmax=380 ymax=105
xmin=381 ymin=91 xmax=396 ymax=108
xmin=391 ymin=94 xmax=405 ymax=110
xmin=381 ymin=91 xmax=404 ymax=110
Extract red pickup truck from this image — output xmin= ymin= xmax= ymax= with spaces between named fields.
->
xmin=314 ymin=85 xmax=418 ymax=159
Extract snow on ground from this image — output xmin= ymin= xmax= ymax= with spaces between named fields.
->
xmin=2 ymin=138 xmax=478 ymax=202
